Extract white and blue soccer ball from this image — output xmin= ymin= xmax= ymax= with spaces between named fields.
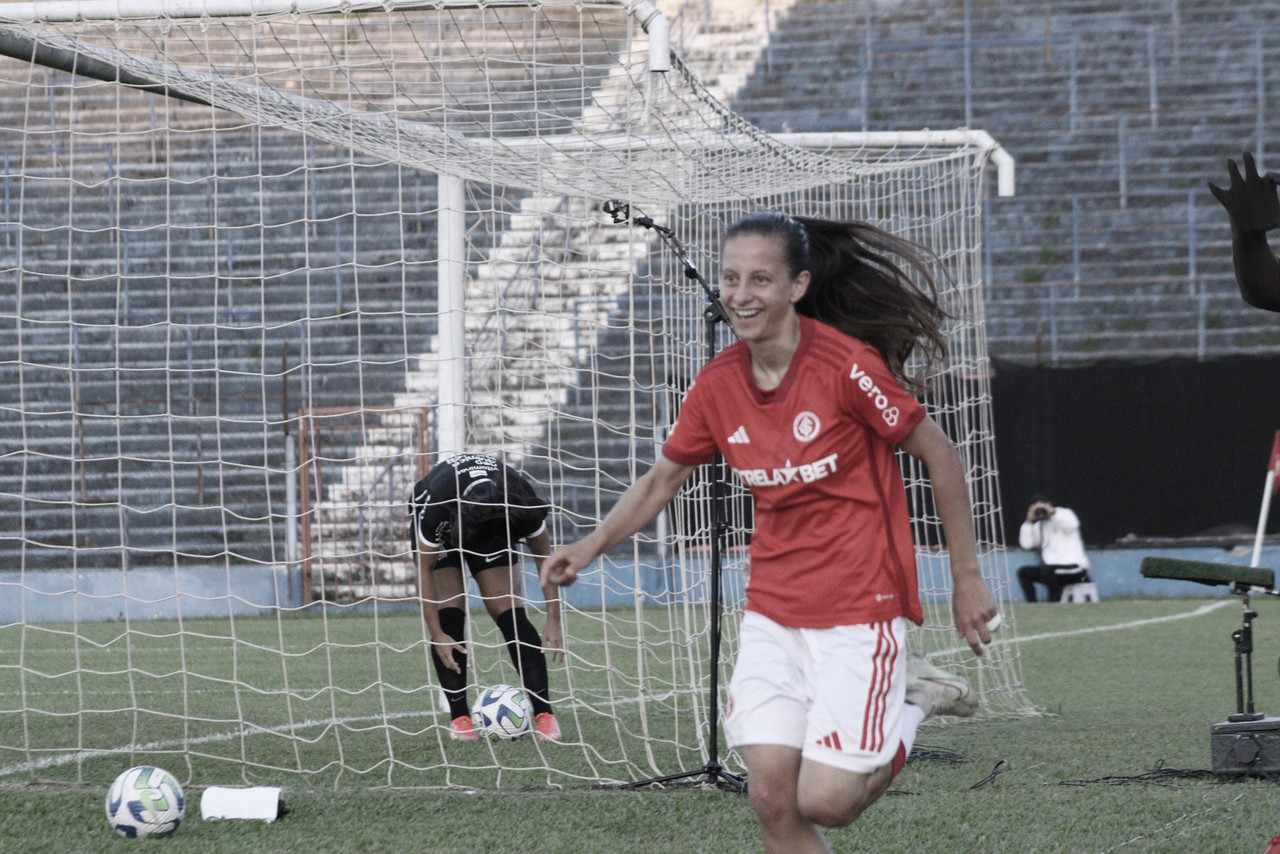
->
xmin=105 ymin=765 xmax=186 ymax=839
xmin=471 ymin=684 xmax=533 ymax=739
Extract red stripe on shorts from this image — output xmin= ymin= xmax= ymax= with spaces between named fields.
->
xmin=860 ymin=621 xmax=898 ymax=752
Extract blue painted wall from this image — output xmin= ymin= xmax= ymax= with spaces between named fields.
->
xmin=1005 ymin=546 xmax=1280 ymax=600
xmin=0 ymin=565 xmax=293 ymax=625
xmin=3 ymin=545 xmax=1277 ymax=625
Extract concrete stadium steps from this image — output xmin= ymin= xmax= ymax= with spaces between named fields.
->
xmin=984 ymin=197 xmax=1228 ymax=269
xmin=532 ymin=291 xmax=666 ymax=539
xmin=12 ymin=0 xmax=1279 ymax=583
xmin=395 ymin=193 xmax=647 ymax=453
xmin=0 ymin=16 xmax=627 ymax=588
xmin=0 ymin=125 xmax=449 ymax=574
xmin=983 ymin=289 xmax=1280 ymax=356
xmin=2 ymin=270 xmax=430 ymax=324
xmin=745 ymin=23 xmax=1272 ymax=132
xmin=0 ymin=479 xmax=287 ymax=570
xmin=1 ymin=318 xmax=428 ymax=406
xmin=662 ymin=0 xmax=804 ymax=99
xmin=823 ymin=0 xmax=1280 ymax=39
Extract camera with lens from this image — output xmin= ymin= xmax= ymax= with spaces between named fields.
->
xmin=1032 ymin=505 xmax=1051 ymax=521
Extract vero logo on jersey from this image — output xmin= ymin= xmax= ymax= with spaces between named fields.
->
xmin=849 ymin=363 xmax=901 ymax=427
xmin=735 ymin=453 xmax=838 ymax=487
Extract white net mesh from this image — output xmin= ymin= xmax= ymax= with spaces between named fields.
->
xmin=0 ymin=0 xmax=1032 ymax=790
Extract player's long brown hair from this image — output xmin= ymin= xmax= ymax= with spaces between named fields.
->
xmin=722 ymin=211 xmax=948 ymax=393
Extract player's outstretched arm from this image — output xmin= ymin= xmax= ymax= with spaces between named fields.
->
xmin=900 ymin=415 xmax=997 ymax=656
xmin=416 ymin=548 xmax=467 ymax=672
xmin=541 ymin=456 xmax=696 ymax=588
xmin=1208 ymin=151 xmax=1280 ymax=312
xmin=527 ymin=529 xmax=564 ymax=663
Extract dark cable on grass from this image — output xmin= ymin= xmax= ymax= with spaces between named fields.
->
xmin=908 ymin=744 xmax=970 ymax=765
xmin=885 ymin=746 xmax=970 ymax=796
xmin=1059 ymin=759 xmax=1265 ymax=786
xmin=968 ymin=759 xmax=1009 ymax=790
xmin=887 ymin=749 xmax=1009 ymax=796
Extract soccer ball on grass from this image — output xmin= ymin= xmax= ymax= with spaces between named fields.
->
xmin=105 ymin=765 xmax=186 ymax=839
xmin=471 ymin=684 xmax=533 ymax=739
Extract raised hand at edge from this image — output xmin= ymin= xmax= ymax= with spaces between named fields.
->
xmin=1209 ymin=150 xmax=1280 ymax=235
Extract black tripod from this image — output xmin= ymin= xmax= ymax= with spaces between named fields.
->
xmin=1228 ymin=586 xmax=1264 ymax=722
xmin=603 ymin=200 xmax=745 ymax=793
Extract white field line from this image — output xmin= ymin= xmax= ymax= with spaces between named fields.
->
xmin=0 ymin=710 xmax=436 ymax=779
xmin=939 ymin=599 xmax=1236 ymax=657
xmin=0 ymin=692 xmax=656 ymax=780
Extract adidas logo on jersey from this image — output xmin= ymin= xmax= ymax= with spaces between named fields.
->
xmin=727 ymin=426 xmax=750 ymax=444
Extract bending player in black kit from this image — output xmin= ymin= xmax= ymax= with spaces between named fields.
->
xmin=409 ymin=453 xmax=563 ymax=742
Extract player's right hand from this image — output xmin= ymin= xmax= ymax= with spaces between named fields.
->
xmin=432 ymin=636 xmax=467 ymax=672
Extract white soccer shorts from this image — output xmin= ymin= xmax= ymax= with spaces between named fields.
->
xmin=724 ymin=611 xmax=907 ymax=775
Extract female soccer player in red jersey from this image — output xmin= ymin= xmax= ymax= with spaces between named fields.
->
xmin=542 ymin=211 xmax=998 ymax=853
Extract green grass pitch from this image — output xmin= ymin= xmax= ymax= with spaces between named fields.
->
xmin=6 ymin=598 xmax=1280 ymax=852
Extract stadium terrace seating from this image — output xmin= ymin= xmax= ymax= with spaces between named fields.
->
xmin=726 ymin=0 xmax=1280 ymax=364
xmin=0 ymin=120 xmax=454 ymax=573
xmin=7 ymin=0 xmax=1280 ymax=582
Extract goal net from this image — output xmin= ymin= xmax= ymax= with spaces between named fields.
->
xmin=0 ymin=0 xmax=1032 ymax=790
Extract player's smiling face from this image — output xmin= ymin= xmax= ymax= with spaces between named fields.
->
xmin=719 ymin=233 xmax=809 ymax=344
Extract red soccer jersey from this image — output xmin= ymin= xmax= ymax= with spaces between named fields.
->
xmin=661 ymin=316 xmax=927 ymax=628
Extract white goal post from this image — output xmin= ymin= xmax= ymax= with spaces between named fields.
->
xmin=0 ymin=0 xmax=1033 ymax=790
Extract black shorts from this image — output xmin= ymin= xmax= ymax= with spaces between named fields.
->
xmin=433 ymin=541 xmax=521 ymax=576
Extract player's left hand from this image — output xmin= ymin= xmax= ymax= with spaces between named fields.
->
xmin=951 ymin=572 xmax=999 ymax=657
xmin=1209 ymin=151 xmax=1280 ymax=234
xmin=542 ymin=621 xmax=565 ymax=664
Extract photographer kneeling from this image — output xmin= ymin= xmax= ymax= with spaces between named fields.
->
xmin=1017 ymin=495 xmax=1092 ymax=603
